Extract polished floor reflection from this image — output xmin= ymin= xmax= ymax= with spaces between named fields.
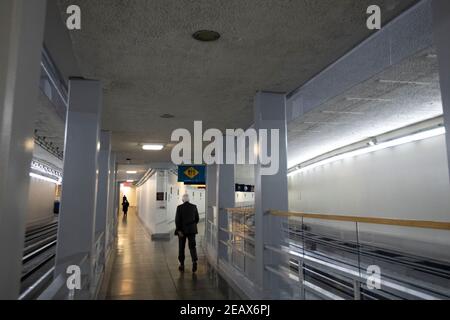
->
xmin=105 ymin=208 xmax=226 ymax=300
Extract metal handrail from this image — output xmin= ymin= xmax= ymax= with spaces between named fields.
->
xmin=264 ymin=264 xmax=345 ymax=300
xmin=37 ymin=253 xmax=90 ymax=300
xmin=264 ymin=244 xmax=445 ymax=300
xmin=19 ymin=267 xmax=55 ymax=300
xmin=219 ymin=227 xmax=255 ymax=243
xmin=219 ymin=239 xmax=256 ymax=260
xmin=219 ymin=208 xmax=449 ymax=299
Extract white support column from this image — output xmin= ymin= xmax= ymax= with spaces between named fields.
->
xmin=217 ymin=162 xmax=235 ymax=263
xmin=254 ymin=91 xmax=289 ymax=299
xmin=0 ymin=0 xmax=47 ymax=299
xmin=55 ymin=79 xmax=102 ymax=280
xmin=95 ymin=130 xmax=111 ymax=268
xmin=432 ymin=0 xmax=450 ymax=179
xmin=106 ymin=152 xmax=117 ymax=252
xmin=206 ymin=165 xmax=217 ymax=258
xmin=113 ymin=181 xmax=120 ymax=237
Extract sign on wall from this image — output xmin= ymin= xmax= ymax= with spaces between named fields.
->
xmin=177 ymin=165 xmax=206 ymax=184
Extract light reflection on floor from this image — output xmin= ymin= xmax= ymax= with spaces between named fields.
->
xmin=105 ymin=208 xmax=226 ymax=300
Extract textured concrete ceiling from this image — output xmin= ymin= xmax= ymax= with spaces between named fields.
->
xmin=288 ymin=46 xmax=443 ymax=168
xmin=58 ymin=0 xmax=418 ymax=164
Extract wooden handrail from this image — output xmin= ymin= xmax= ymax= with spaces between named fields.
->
xmin=226 ymin=207 xmax=255 ymax=214
xmin=269 ymin=210 xmax=450 ymax=231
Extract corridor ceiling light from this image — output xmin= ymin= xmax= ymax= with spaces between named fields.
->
xmin=288 ymin=126 xmax=446 ymax=177
xmin=142 ymin=144 xmax=164 ymax=151
xmin=126 ymin=180 xmax=134 ymax=183
xmin=192 ymin=30 xmax=221 ymax=42
xmin=126 ymin=171 xmax=137 ymax=174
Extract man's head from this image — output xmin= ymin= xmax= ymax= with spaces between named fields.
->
xmin=182 ymin=194 xmax=190 ymax=203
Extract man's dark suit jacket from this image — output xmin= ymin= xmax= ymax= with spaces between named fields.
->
xmin=175 ymin=201 xmax=199 ymax=235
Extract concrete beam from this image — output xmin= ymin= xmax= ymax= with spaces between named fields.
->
xmin=95 ymin=130 xmax=111 ymax=271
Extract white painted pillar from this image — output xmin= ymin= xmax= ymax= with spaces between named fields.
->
xmin=206 ymin=165 xmax=219 ymax=262
xmin=55 ymin=79 xmax=102 ymax=279
xmin=113 ymin=181 xmax=120 ymax=236
xmin=253 ymin=91 xmax=289 ymax=299
xmin=217 ymin=161 xmax=235 ymax=263
xmin=106 ymin=152 xmax=117 ymax=252
xmin=432 ymin=0 xmax=450 ymax=179
xmin=0 ymin=0 xmax=47 ymax=299
xmin=95 ymin=130 xmax=111 ymax=269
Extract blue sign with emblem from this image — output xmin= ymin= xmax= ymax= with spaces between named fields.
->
xmin=177 ymin=165 xmax=206 ymax=184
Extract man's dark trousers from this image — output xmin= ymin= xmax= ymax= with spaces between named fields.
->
xmin=178 ymin=234 xmax=198 ymax=264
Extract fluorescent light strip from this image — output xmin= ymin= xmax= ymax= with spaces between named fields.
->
xmin=288 ymin=127 xmax=446 ymax=177
xmin=29 ymin=172 xmax=61 ymax=185
xmin=126 ymin=171 xmax=137 ymax=174
xmin=142 ymin=144 xmax=164 ymax=151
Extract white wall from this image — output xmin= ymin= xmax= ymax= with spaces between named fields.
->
xmin=26 ymin=176 xmax=56 ymax=227
xmin=235 ymin=164 xmax=254 ymax=185
xmin=136 ymin=170 xmax=206 ymax=236
xmin=288 ymin=135 xmax=450 ymax=260
xmin=235 ymin=191 xmax=254 ymax=207
xmin=136 ymin=174 xmax=166 ymax=235
xmin=235 ymin=164 xmax=255 ymax=207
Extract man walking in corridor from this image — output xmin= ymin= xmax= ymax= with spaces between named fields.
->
xmin=175 ymin=194 xmax=199 ymax=272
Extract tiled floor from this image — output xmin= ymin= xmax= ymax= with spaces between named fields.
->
xmin=105 ymin=209 xmax=226 ymax=300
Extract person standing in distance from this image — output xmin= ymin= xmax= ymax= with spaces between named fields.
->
xmin=122 ymin=195 xmax=129 ymax=216
xmin=175 ymin=194 xmax=199 ymax=272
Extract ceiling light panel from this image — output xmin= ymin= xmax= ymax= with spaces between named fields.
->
xmin=142 ymin=144 xmax=164 ymax=151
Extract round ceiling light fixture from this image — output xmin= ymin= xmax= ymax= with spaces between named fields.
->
xmin=192 ymin=30 xmax=221 ymax=42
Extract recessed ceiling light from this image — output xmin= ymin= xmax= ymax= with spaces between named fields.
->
xmin=142 ymin=144 xmax=164 ymax=151
xmin=126 ymin=179 xmax=134 ymax=182
xmin=192 ymin=30 xmax=221 ymax=42
xmin=126 ymin=171 xmax=137 ymax=174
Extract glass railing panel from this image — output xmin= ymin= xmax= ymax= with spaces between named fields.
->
xmin=223 ymin=208 xmax=256 ymax=283
xmin=293 ymin=217 xmax=360 ymax=274
xmin=277 ymin=217 xmax=360 ymax=300
xmin=357 ymin=223 xmax=450 ymax=299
